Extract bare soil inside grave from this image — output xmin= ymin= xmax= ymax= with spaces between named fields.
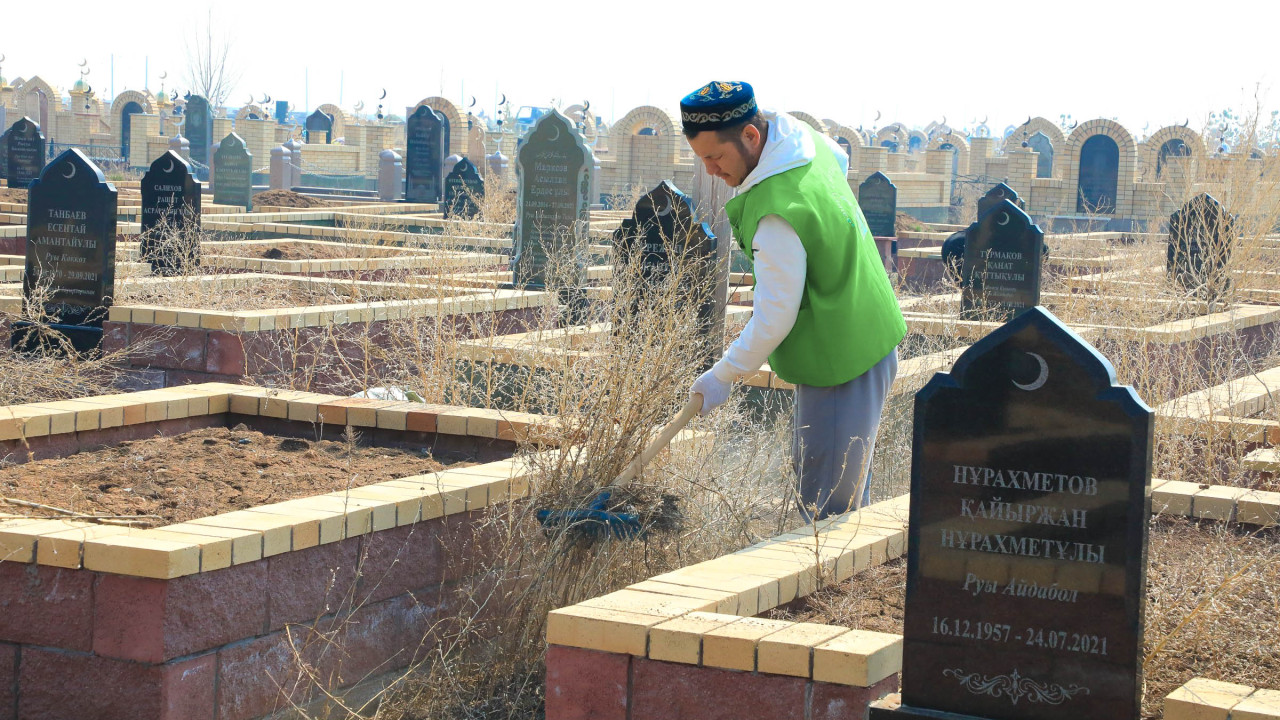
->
xmin=770 ymin=517 xmax=1280 ymax=719
xmin=0 ymin=188 xmax=27 ymax=203
xmin=230 ymin=243 xmax=409 ymax=261
xmin=252 ymin=190 xmax=338 ymax=208
xmin=0 ymin=425 xmax=461 ymax=525
xmin=117 ymin=277 xmax=423 ymax=310
xmin=896 ymin=212 xmax=928 ymax=234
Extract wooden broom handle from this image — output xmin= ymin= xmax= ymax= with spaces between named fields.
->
xmin=608 ymin=393 xmax=703 ymax=488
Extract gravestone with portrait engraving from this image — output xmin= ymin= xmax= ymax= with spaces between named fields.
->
xmin=12 ymin=149 xmax=118 ymax=353
xmin=6 ymin=117 xmax=46 ymax=188
xmin=514 ymin=109 xmax=592 ymax=289
xmin=977 ymin=182 xmax=1024 ymax=218
xmin=869 ymin=306 xmax=1152 ymax=720
xmin=612 ymin=181 xmax=727 ymax=367
xmin=405 ymin=105 xmax=446 ymax=203
xmin=1166 ymin=192 xmax=1235 ymax=299
xmin=185 ymin=95 xmax=213 ymax=179
xmin=961 ymin=200 xmax=1043 ymax=320
xmin=140 ymin=150 xmax=202 ymax=276
xmin=213 ymin=133 xmax=253 ymax=211
xmin=443 ymin=157 xmax=485 ymax=219
xmin=859 ymin=171 xmax=898 ymax=238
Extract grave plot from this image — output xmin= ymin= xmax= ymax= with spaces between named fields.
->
xmin=543 ymin=308 xmax=1280 ymax=720
xmin=96 ymin=273 xmax=555 ymax=390
xmin=0 ymin=382 xmax=557 ymax=720
xmin=199 ymin=238 xmax=503 ymax=279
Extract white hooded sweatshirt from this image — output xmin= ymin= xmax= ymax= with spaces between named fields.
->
xmin=711 ymin=110 xmax=851 ymax=384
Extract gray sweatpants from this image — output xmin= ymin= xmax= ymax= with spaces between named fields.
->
xmin=793 ymin=348 xmax=898 ymax=521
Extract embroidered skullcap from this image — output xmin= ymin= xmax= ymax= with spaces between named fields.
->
xmin=680 ymin=81 xmax=758 ymax=134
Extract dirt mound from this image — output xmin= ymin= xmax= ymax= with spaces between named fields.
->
xmin=0 ymin=425 xmax=458 ymax=525
xmin=895 ymin=212 xmax=926 ymax=234
xmin=252 ymin=190 xmax=337 ymax=208
xmin=0 ymin=188 xmax=28 ymax=203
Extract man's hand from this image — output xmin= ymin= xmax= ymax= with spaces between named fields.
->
xmin=690 ymin=369 xmax=732 ymax=416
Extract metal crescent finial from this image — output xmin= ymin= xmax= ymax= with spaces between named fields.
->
xmin=583 ymin=99 xmax=590 ymax=111
xmin=469 ymin=96 xmax=477 ymax=108
xmin=1183 ymin=118 xmax=1189 ymax=128
xmin=499 ymin=93 xmax=507 ymax=105
xmin=159 ymin=71 xmax=167 ymax=81
xmin=981 ymin=115 xmax=988 ymax=125
xmin=79 ymin=58 xmax=87 ymax=67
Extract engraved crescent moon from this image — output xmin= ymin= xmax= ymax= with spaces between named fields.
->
xmin=1013 ymin=352 xmax=1048 ymax=392
xmin=547 ymin=123 xmax=560 ymax=141
xmin=656 ymin=201 xmax=673 ymax=217
xmin=997 ymin=212 xmax=1011 ymax=226
xmin=164 ymin=158 xmax=175 ymax=173
xmin=62 ymin=162 xmax=76 ymax=180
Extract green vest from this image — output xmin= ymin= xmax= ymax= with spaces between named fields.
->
xmin=725 ymin=129 xmax=906 ymax=387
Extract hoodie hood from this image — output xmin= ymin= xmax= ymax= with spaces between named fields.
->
xmin=736 ymin=110 xmax=816 ymax=195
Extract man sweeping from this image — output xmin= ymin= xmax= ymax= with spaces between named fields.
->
xmin=682 ymin=81 xmax=906 ymax=521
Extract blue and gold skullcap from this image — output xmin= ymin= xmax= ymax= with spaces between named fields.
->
xmin=680 ymin=81 xmax=758 ymax=134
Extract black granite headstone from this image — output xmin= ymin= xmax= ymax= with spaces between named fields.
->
xmin=405 ymin=105 xmax=446 ymax=203
xmin=140 ymin=150 xmax=203 ymax=276
xmin=859 ymin=172 xmax=898 ymax=238
xmin=977 ymin=183 xmax=1024 ymax=219
xmin=443 ymin=157 xmax=485 ymax=219
xmin=6 ymin=117 xmax=46 ymax=189
xmin=185 ymin=96 xmax=212 ymax=176
xmin=1167 ymin=193 xmax=1235 ymax=299
xmin=612 ymin=181 xmax=728 ymax=367
xmin=961 ymin=200 xmax=1044 ymax=320
xmin=514 ymin=109 xmax=592 ymax=289
xmin=0 ymin=129 xmax=8 ymax=181
xmin=871 ymin=306 xmax=1152 ymax=720
xmin=305 ymin=109 xmax=333 ymax=145
xmin=213 ymin=133 xmax=253 ymax=211
xmin=13 ymin=149 xmax=118 ymax=352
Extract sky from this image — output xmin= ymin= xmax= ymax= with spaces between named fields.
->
xmin=3 ymin=0 xmax=1278 ymax=137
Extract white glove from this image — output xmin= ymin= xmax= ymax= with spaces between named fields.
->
xmin=690 ymin=368 xmax=733 ymax=416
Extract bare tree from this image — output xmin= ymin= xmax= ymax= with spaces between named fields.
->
xmin=183 ymin=9 xmax=241 ymax=110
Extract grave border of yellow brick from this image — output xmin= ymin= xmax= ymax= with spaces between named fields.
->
xmin=0 ymin=382 xmax=554 ymax=580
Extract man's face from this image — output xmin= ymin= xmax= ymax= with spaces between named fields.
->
xmin=687 ymin=125 xmax=763 ymax=187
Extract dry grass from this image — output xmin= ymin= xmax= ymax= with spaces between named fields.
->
xmin=771 ymin=518 xmax=1280 ymax=719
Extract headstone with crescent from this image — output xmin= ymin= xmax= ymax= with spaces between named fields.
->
xmin=977 ymin=182 xmax=1025 ymax=219
xmin=514 ymin=108 xmax=593 ymax=289
xmin=185 ymin=95 xmax=212 ymax=178
xmin=305 ymin=109 xmax=333 ymax=145
xmin=13 ymin=149 xmax=118 ymax=353
xmin=140 ymin=150 xmax=202 ymax=276
xmin=611 ymin=181 xmax=728 ymax=368
xmin=1166 ymin=192 xmax=1235 ymax=300
xmin=405 ymin=105 xmax=446 ymax=203
xmin=213 ymin=133 xmax=253 ymax=211
xmin=443 ymin=158 xmax=484 ymax=219
xmin=961 ymin=200 xmax=1044 ymax=320
xmin=858 ymin=171 xmax=898 ymax=238
xmin=869 ymin=305 xmax=1152 ymax=720
xmin=6 ymin=117 xmax=46 ymax=189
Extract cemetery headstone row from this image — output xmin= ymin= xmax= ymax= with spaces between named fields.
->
xmin=611 ymin=181 xmax=728 ymax=368
xmin=140 ymin=150 xmax=202 ymax=275
xmin=514 ymin=109 xmax=592 ymax=290
xmin=872 ymin=306 xmax=1152 ymax=720
xmin=5 ymin=117 xmax=45 ymax=189
xmin=213 ymin=133 xmax=253 ymax=211
xmin=13 ymin=149 xmax=117 ymax=353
